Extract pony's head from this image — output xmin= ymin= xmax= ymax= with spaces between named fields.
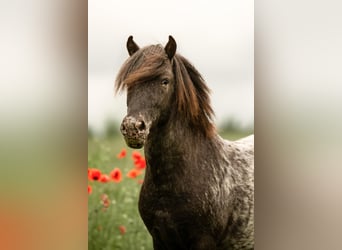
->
xmin=115 ymin=36 xmax=214 ymax=149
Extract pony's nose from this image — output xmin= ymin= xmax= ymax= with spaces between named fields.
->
xmin=135 ymin=120 xmax=146 ymax=131
xmin=120 ymin=116 xmax=146 ymax=135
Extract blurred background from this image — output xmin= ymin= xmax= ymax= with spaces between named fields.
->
xmin=88 ymin=0 xmax=254 ymax=138
xmin=2 ymin=0 xmax=341 ymax=249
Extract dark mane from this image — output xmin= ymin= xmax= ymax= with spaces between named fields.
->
xmin=115 ymin=45 xmax=215 ymax=137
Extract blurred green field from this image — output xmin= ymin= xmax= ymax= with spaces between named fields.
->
xmin=88 ymin=131 xmax=252 ymax=250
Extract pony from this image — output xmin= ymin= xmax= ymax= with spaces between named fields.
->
xmin=115 ymin=36 xmax=254 ymax=250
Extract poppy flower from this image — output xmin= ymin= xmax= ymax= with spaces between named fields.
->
xmin=89 ymin=168 xmax=102 ymax=181
xmin=132 ymin=151 xmax=146 ymax=170
xmin=117 ymin=148 xmax=127 ymax=159
xmin=101 ymin=194 xmax=108 ymax=201
xmin=110 ymin=168 xmax=122 ymax=183
xmin=101 ymin=194 xmax=110 ymax=208
xmin=127 ymin=169 xmax=142 ymax=179
xmin=88 ymin=168 xmax=94 ymax=180
xmin=88 ymin=168 xmax=91 ymax=178
xmin=99 ymin=174 xmax=110 ymax=183
xmin=132 ymin=151 xmax=142 ymax=160
xmin=118 ymin=225 xmax=126 ymax=235
xmin=137 ymin=179 xmax=144 ymax=184
xmin=134 ymin=157 xmax=146 ymax=170
xmin=88 ymin=185 xmax=92 ymax=194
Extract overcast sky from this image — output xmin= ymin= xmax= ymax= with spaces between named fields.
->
xmin=89 ymin=0 xmax=254 ymax=133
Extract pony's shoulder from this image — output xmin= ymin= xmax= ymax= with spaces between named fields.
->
xmin=217 ymin=134 xmax=254 ymax=164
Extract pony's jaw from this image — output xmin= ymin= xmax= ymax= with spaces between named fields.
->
xmin=120 ymin=115 xmax=151 ymax=149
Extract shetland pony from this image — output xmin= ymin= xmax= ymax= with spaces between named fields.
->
xmin=115 ymin=36 xmax=254 ymax=250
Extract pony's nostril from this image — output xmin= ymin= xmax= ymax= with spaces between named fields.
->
xmin=135 ymin=120 xmax=146 ymax=131
xmin=120 ymin=123 xmax=127 ymax=134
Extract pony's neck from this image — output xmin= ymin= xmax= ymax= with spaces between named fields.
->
xmin=143 ymin=116 xmax=218 ymax=186
xmin=145 ymin=116 xmax=215 ymax=166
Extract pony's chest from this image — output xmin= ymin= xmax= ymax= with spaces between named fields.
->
xmin=139 ymin=188 xmax=204 ymax=220
xmin=138 ymin=171 xmax=224 ymax=226
xmin=138 ymin=186 xmax=221 ymax=238
xmin=139 ymin=197 xmax=212 ymax=248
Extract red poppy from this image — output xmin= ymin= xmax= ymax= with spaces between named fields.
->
xmin=99 ymin=174 xmax=110 ymax=183
xmin=89 ymin=168 xmax=102 ymax=181
xmin=118 ymin=225 xmax=126 ymax=235
xmin=134 ymin=157 xmax=146 ymax=170
xmin=132 ymin=151 xmax=146 ymax=170
xmin=88 ymin=168 xmax=91 ymax=178
xmin=117 ymin=148 xmax=127 ymax=159
xmin=88 ymin=168 xmax=94 ymax=180
xmin=88 ymin=185 xmax=92 ymax=194
xmin=101 ymin=194 xmax=109 ymax=201
xmin=132 ymin=151 xmax=142 ymax=160
xmin=137 ymin=179 xmax=144 ymax=184
xmin=101 ymin=194 xmax=110 ymax=208
xmin=127 ymin=169 xmax=142 ymax=179
xmin=110 ymin=168 xmax=122 ymax=183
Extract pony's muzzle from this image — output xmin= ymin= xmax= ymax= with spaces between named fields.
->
xmin=120 ymin=116 xmax=148 ymax=149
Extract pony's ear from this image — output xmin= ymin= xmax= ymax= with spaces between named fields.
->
xmin=165 ymin=35 xmax=177 ymax=60
xmin=126 ymin=36 xmax=140 ymax=56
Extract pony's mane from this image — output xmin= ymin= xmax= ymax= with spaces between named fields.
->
xmin=115 ymin=45 xmax=215 ymax=138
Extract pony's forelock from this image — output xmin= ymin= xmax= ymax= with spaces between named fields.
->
xmin=115 ymin=45 xmax=168 ymax=93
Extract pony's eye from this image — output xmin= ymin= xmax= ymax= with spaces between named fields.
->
xmin=161 ymin=79 xmax=169 ymax=85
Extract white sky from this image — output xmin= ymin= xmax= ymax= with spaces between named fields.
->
xmin=89 ymin=0 xmax=254 ymax=133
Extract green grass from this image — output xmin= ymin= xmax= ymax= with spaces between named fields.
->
xmin=88 ymin=136 xmax=151 ymax=250
xmin=88 ymin=131 xmax=252 ymax=249
xmin=219 ymin=131 xmax=253 ymax=141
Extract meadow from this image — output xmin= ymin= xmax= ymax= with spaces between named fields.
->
xmin=88 ymin=131 xmax=251 ymax=250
